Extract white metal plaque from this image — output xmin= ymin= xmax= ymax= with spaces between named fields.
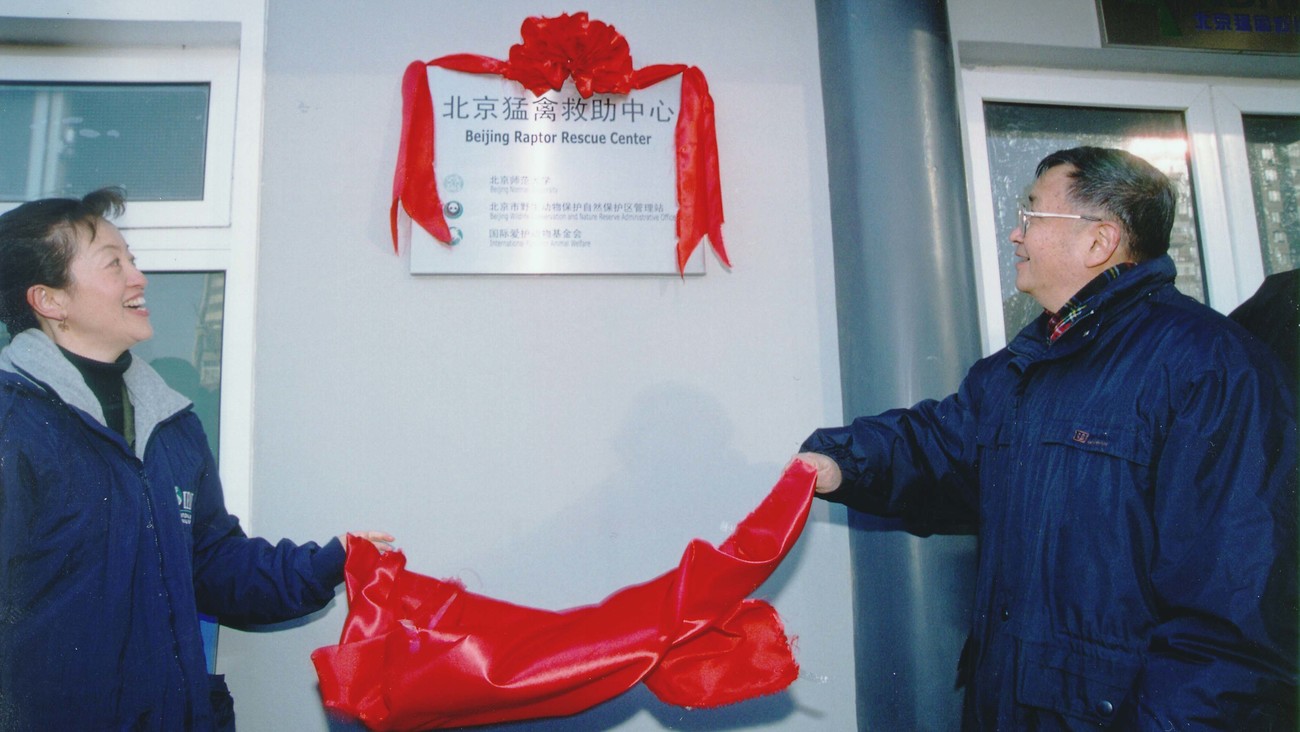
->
xmin=410 ymin=67 xmax=701 ymax=275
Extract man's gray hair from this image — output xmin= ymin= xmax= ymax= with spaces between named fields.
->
xmin=1035 ymin=147 xmax=1176 ymax=262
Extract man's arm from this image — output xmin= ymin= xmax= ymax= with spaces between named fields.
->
xmin=797 ymin=378 xmax=983 ymax=535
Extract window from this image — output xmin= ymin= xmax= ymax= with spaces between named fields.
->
xmin=1240 ymin=114 xmax=1300 ymax=275
xmin=0 ymin=82 xmax=210 ymax=202
xmin=0 ymin=11 xmax=264 ymax=532
xmin=0 ymin=47 xmax=237 ymax=229
xmin=961 ymin=69 xmax=1300 ymax=352
xmin=2 ymin=0 xmax=266 ymax=677
xmin=131 ymin=272 xmax=226 ymax=457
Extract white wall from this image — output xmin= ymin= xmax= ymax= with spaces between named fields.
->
xmin=219 ymin=1 xmax=854 ymax=729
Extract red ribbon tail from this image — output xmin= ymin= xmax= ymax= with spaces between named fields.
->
xmin=674 ymin=67 xmax=728 ymax=275
xmin=696 ymin=67 xmax=729 ymax=269
xmin=391 ymin=61 xmax=419 ymax=252
xmin=393 ymin=60 xmax=450 ymax=251
xmin=388 ymin=198 xmax=402 ymax=254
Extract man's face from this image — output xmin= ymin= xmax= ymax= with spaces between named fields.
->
xmin=1010 ymin=164 xmax=1100 ymax=313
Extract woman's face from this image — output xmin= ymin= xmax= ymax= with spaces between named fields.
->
xmin=55 ymin=219 xmax=152 ymax=361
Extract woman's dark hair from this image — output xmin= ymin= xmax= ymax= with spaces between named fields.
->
xmin=1035 ymin=147 xmax=1176 ymax=263
xmin=0 ymin=187 xmax=126 ymax=334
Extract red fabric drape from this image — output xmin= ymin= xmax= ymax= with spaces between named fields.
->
xmin=389 ymin=13 xmax=728 ymax=274
xmin=312 ymin=461 xmax=816 ymax=730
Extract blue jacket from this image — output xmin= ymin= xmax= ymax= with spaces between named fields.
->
xmin=0 ymin=330 xmax=346 ymax=731
xmin=804 ymin=256 xmax=1297 ymax=730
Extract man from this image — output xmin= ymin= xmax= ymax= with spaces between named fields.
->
xmin=1230 ymin=267 xmax=1299 ymax=394
xmin=798 ymin=147 xmax=1297 ymax=730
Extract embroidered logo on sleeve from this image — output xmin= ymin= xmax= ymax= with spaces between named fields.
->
xmin=175 ymin=486 xmax=195 ymax=525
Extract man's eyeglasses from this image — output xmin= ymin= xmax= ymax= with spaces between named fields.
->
xmin=1017 ymin=206 xmax=1102 ymax=233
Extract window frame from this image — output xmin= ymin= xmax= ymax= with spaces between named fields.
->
xmin=0 ymin=4 xmax=266 ymax=528
xmin=1210 ymin=84 xmax=1300 ymax=284
xmin=0 ymin=45 xmax=238 ymax=231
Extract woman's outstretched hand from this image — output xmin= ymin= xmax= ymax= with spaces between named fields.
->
xmin=341 ymin=531 xmax=397 ymax=554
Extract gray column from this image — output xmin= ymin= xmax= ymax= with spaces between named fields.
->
xmin=815 ymin=1 xmax=982 ymax=729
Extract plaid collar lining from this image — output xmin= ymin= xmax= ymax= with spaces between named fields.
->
xmin=1045 ymin=263 xmax=1136 ymax=343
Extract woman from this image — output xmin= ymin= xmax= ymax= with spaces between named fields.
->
xmin=0 ymin=188 xmax=393 ymax=730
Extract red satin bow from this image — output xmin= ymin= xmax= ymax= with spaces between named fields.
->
xmin=389 ymin=12 xmax=729 ymax=275
xmin=504 ymin=13 xmax=633 ymax=98
xmin=312 ymin=461 xmax=816 ymax=730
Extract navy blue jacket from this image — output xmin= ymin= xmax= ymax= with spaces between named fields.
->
xmin=0 ymin=331 xmax=345 ymax=731
xmin=805 ymin=256 xmax=1297 ymax=730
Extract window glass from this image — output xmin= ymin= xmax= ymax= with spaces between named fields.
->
xmin=0 ymin=83 xmax=209 ymax=202
xmin=131 ymin=271 xmax=225 ymax=457
xmin=1242 ymin=114 xmax=1300 ymax=275
xmin=983 ymin=103 xmax=1204 ymax=334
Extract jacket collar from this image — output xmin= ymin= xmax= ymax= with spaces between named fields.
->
xmin=1007 ymin=255 xmax=1177 ymax=366
xmin=0 ymin=329 xmax=191 ymax=457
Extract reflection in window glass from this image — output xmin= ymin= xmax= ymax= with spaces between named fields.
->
xmin=132 ymin=271 xmax=225 ymax=458
xmin=1243 ymin=115 xmax=1300 ymax=275
xmin=0 ymin=83 xmax=209 ymax=202
xmin=984 ymin=103 xmax=1204 ymax=335
xmin=0 ymin=271 xmax=223 ymax=457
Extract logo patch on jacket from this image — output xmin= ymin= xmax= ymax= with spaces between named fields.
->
xmin=1071 ymin=429 xmax=1110 ymax=448
xmin=175 ymin=486 xmax=195 ymax=525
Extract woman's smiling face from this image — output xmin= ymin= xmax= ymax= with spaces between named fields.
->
xmin=55 ymin=219 xmax=152 ymax=361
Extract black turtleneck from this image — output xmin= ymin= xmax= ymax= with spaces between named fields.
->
xmin=60 ymin=347 xmax=133 ymax=440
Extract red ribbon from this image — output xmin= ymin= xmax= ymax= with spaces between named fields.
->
xmin=504 ymin=13 xmax=634 ymax=98
xmin=312 ymin=461 xmax=816 ymax=730
xmin=389 ymin=12 xmax=729 ymax=275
